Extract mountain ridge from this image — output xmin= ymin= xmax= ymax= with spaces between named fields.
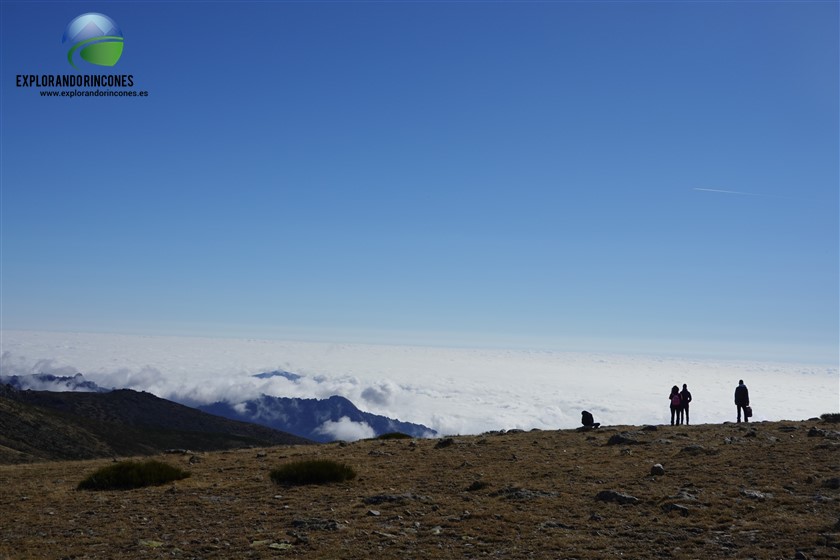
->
xmin=0 ymin=384 xmax=311 ymax=463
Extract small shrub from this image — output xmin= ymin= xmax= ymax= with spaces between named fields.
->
xmin=77 ymin=460 xmax=190 ymax=491
xmin=376 ymin=432 xmax=411 ymax=440
xmin=270 ymin=459 xmax=356 ymax=486
xmin=821 ymin=413 xmax=840 ymax=424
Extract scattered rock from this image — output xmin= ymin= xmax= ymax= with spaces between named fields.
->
xmin=642 ymin=425 xmax=658 ymax=432
xmin=367 ymin=510 xmax=380 ymax=517
xmin=188 ymin=455 xmax=201 ymax=464
xmin=778 ymin=426 xmax=798 ymax=432
xmin=808 ymin=427 xmax=827 ymax=438
xmin=589 ymin=513 xmax=603 ymax=522
xmin=595 ymin=490 xmax=639 ymax=505
xmin=255 ymin=452 xmax=267 ymax=458
xmin=491 ymin=487 xmax=558 ymax=500
xmin=745 ymin=430 xmax=758 ymax=438
xmin=794 ymin=551 xmax=809 ymax=560
xmin=661 ymin=503 xmax=689 ymax=516
xmin=671 ymin=487 xmax=698 ymax=501
xmin=269 ymin=543 xmax=292 ymax=550
xmin=741 ymin=489 xmax=772 ymax=501
xmin=650 ymin=464 xmax=665 ymax=476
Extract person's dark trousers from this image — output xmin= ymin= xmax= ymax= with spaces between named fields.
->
xmin=683 ymin=405 xmax=689 ymax=425
xmin=670 ymin=406 xmax=678 ymax=426
xmin=737 ymin=405 xmax=749 ymax=423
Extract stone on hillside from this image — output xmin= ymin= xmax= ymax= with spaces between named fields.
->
xmin=595 ymin=490 xmax=639 ymax=505
xmin=491 ymin=487 xmax=558 ymax=500
xmin=434 ymin=438 xmax=455 ymax=449
xmin=661 ymin=503 xmax=689 ymax=516
xmin=741 ymin=489 xmax=772 ymax=500
xmin=650 ymin=464 xmax=665 ymax=476
xmin=607 ymin=433 xmax=642 ymax=446
xmin=808 ymin=427 xmax=827 ymax=437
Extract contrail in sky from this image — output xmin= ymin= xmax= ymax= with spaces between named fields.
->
xmin=694 ymin=187 xmax=765 ymax=197
xmin=693 ymin=187 xmax=806 ymax=201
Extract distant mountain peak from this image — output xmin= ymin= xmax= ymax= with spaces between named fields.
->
xmin=199 ymin=394 xmax=436 ymax=443
xmin=0 ymin=373 xmax=109 ymax=393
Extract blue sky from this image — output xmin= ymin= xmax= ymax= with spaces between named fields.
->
xmin=1 ymin=1 xmax=838 ymax=363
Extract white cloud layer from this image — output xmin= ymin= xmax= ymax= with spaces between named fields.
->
xmin=1 ymin=331 xmax=837 ymax=435
xmin=315 ymin=416 xmax=376 ymax=441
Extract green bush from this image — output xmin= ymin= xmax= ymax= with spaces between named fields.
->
xmin=376 ymin=432 xmax=411 ymax=440
xmin=77 ymin=460 xmax=190 ymax=491
xmin=270 ymin=459 xmax=356 ymax=486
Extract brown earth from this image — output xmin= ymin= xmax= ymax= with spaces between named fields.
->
xmin=1 ymin=419 xmax=838 ymax=559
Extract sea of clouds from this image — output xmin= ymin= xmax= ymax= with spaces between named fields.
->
xmin=1 ymin=330 xmax=837 ymax=438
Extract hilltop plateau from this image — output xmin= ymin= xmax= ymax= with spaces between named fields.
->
xmin=1 ymin=418 xmax=839 ymax=559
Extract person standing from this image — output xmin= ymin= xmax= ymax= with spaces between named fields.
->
xmin=680 ymin=383 xmax=693 ymax=425
xmin=734 ymin=379 xmax=750 ymax=423
xmin=669 ymin=385 xmax=682 ymax=426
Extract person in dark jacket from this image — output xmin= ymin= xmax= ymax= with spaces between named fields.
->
xmin=734 ymin=380 xmax=750 ymax=423
xmin=679 ymin=383 xmax=693 ymax=425
xmin=669 ymin=385 xmax=681 ymax=426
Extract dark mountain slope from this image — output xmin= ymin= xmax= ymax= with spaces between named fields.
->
xmin=0 ymin=385 xmax=311 ymax=464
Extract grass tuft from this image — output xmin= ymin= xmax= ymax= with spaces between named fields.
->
xmin=376 ymin=432 xmax=412 ymax=440
xmin=77 ymin=460 xmax=190 ymax=491
xmin=270 ymin=459 xmax=356 ymax=486
xmin=821 ymin=412 xmax=840 ymax=424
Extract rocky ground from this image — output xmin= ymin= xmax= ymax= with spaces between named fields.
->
xmin=1 ymin=419 xmax=838 ymax=559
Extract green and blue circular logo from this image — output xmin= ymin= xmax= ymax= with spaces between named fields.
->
xmin=62 ymin=13 xmax=124 ymax=70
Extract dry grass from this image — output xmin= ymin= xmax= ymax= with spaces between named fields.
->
xmin=1 ymin=420 xmax=838 ymax=559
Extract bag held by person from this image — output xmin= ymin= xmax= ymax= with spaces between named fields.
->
xmin=745 ymin=406 xmax=753 ymax=418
